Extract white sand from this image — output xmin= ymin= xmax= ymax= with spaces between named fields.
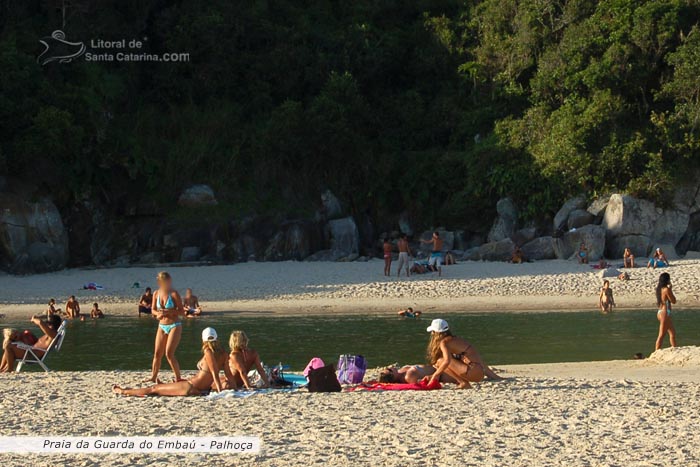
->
xmin=1 ymin=258 xmax=699 ymax=318
xmin=1 ymin=354 xmax=700 ymax=466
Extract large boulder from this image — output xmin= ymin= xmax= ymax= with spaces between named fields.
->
xmin=320 ymin=190 xmax=344 ymax=220
xmin=462 ymin=246 xmax=481 ymax=261
xmin=512 ymin=227 xmax=538 ymax=246
xmin=0 ymin=193 xmax=68 ymax=274
xmin=487 ymin=198 xmax=518 ymax=242
xmin=265 ymin=221 xmax=321 ymax=261
xmin=553 ymin=195 xmax=587 ymax=232
xmin=398 ymin=212 xmax=413 ymax=236
xmin=180 ymin=246 xmax=201 ymax=262
xmin=553 ymin=225 xmax=605 ymax=261
xmin=178 ymin=184 xmax=218 ymax=207
xmin=478 ymin=238 xmax=515 ymax=262
xmin=587 ymin=196 xmax=609 ymax=221
xmin=521 ymin=236 xmax=556 ymax=260
xmin=607 ymin=234 xmax=651 ymax=259
xmin=677 ymin=212 xmax=700 ymax=255
xmin=305 ymin=249 xmax=347 ymax=262
xmin=567 ymin=209 xmax=596 ymax=230
xmin=327 ymin=217 xmax=359 ymax=256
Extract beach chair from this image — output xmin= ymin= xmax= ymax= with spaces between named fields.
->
xmin=14 ymin=321 xmax=67 ymax=372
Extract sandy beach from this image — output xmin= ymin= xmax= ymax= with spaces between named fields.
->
xmin=1 ymin=258 xmax=700 ymax=318
xmin=1 ymin=347 xmax=700 ymax=466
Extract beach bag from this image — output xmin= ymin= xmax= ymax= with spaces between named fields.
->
xmin=303 ymin=357 xmax=326 ymax=378
xmin=307 ymin=364 xmax=341 ymax=393
xmin=337 ymin=355 xmax=367 ymax=384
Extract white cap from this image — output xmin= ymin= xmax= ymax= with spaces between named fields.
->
xmin=201 ymin=327 xmax=217 ymax=342
xmin=426 ymin=319 xmax=449 ymax=333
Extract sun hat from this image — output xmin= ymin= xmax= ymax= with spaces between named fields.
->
xmin=426 ymin=319 xmax=449 ymax=333
xmin=201 ymin=327 xmax=218 ymax=342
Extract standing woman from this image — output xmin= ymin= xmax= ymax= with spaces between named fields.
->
xmin=655 ymin=272 xmax=677 ymax=351
xmin=149 ymin=271 xmax=185 ymax=382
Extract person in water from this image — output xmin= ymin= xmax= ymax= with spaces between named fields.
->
xmin=148 ymin=271 xmax=185 ymax=383
xmin=599 ymin=280 xmax=616 ymax=313
xmin=379 ymin=364 xmax=455 ymax=384
xmin=1 ymin=314 xmax=62 ymax=372
xmin=655 ymin=272 xmax=677 ymax=351
xmin=90 ymin=302 xmax=104 ymax=319
xmin=138 ymin=287 xmax=153 ymax=316
xmin=647 ymin=248 xmax=670 ymax=269
xmin=46 ymin=298 xmax=61 ymax=317
xmin=424 ymin=319 xmax=502 ymax=389
xmin=113 ymin=327 xmax=232 ymax=396
xmin=623 ymin=248 xmax=635 ymax=268
xmin=65 ymin=295 xmax=80 ymax=319
xmin=398 ymin=307 xmax=422 ymax=318
xmin=226 ymin=330 xmax=270 ymax=389
xmin=383 ymin=238 xmax=393 ymax=276
xmin=396 ymin=233 xmax=412 ymax=277
xmin=183 ymin=288 xmax=202 ymax=317
xmin=577 ymin=243 xmax=588 ymax=264
xmin=421 ymin=231 xmax=444 ymax=276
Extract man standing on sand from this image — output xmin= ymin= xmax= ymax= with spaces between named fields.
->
xmin=396 ymin=234 xmax=412 ymax=277
xmin=65 ymin=295 xmax=80 ymax=319
xmin=421 ymin=231 xmax=444 ymax=276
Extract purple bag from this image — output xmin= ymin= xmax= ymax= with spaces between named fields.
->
xmin=337 ymin=355 xmax=367 ymax=384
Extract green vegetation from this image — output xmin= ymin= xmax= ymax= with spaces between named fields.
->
xmin=1 ymin=0 xmax=699 ymax=229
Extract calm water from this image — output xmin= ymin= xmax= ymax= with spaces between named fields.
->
xmin=2 ymin=311 xmax=700 ymax=371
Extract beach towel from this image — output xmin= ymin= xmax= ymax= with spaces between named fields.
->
xmin=83 ymin=282 xmax=104 ymax=290
xmin=348 ymin=379 xmax=442 ymax=392
xmin=205 ymin=388 xmax=299 ymax=400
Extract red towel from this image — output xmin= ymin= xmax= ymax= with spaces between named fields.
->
xmin=348 ymin=379 xmax=442 ymax=391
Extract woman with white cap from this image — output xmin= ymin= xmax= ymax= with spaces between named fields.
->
xmin=113 ymin=327 xmax=233 ymax=397
xmin=424 ymin=318 xmax=501 ymax=389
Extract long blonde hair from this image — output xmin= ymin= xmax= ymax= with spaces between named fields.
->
xmin=229 ymin=330 xmax=249 ymax=352
xmin=3 ymin=328 xmax=16 ymax=350
xmin=427 ymin=330 xmax=452 ymax=364
xmin=202 ymin=339 xmax=225 ymax=356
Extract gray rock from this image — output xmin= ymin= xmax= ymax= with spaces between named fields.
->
xmin=138 ymin=252 xmax=162 ymax=264
xmin=398 ymin=212 xmax=413 ymax=236
xmin=553 ymin=225 xmax=605 ymax=261
xmin=487 ymin=198 xmax=518 ymax=242
xmin=554 ymin=195 xmax=587 ymax=231
xmin=478 ymin=238 xmax=515 ymax=262
xmin=265 ymin=221 xmax=320 ymax=261
xmin=587 ymin=196 xmax=609 ymax=218
xmin=607 ymin=234 xmax=651 ymax=259
xmin=321 ymin=189 xmax=344 ymax=220
xmin=567 ymin=209 xmax=596 ymax=230
xmin=305 ymin=249 xmax=346 ymax=262
xmin=673 ymin=181 xmax=700 ymax=214
xmin=521 ymin=237 xmax=556 ymax=260
xmin=180 ymin=246 xmax=201 ymax=262
xmin=328 ymin=217 xmax=359 ymax=256
xmin=512 ymin=227 xmax=538 ymax=246
xmin=597 ymin=268 xmax=621 ymax=279
xmin=462 ymin=247 xmax=481 ymax=261
xmin=27 ymin=242 xmax=65 ymax=273
xmin=653 ymin=209 xmax=689 ymax=246
xmin=178 ymin=184 xmax=218 ymax=207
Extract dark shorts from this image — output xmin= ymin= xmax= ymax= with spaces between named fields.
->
xmin=138 ymin=306 xmax=150 ymax=315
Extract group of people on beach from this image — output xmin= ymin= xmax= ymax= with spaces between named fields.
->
xmin=46 ymin=296 xmax=104 ymax=321
xmin=383 ymin=231 xmax=456 ymax=277
xmin=138 ymin=286 xmax=202 ymax=318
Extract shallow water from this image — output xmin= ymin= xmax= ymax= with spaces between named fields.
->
xmin=2 ymin=310 xmax=699 ymax=371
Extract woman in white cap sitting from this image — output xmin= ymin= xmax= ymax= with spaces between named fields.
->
xmin=113 ymin=327 xmax=232 ymax=396
xmin=424 ymin=319 xmax=502 ymax=389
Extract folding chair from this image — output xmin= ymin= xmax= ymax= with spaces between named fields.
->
xmin=14 ymin=320 xmax=67 ymax=372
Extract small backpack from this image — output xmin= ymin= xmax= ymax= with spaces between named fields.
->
xmin=337 ymin=355 xmax=367 ymax=384
xmin=307 ymin=364 xmax=342 ymax=393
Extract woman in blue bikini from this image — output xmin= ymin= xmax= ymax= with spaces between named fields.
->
xmin=148 ymin=271 xmax=185 ymax=383
xmin=655 ymin=272 xmax=677 ymax=351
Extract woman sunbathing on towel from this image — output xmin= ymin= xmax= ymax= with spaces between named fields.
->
xmin=424 ymin=319 xmax=502 ymax=389
xmin=1 ymin=314 xmax=62 ymax=372
xmin=225 ymin=330 xmax=270 ymax=389
xmin=113 ymin=327 xmax=232 ymax=396
xmin=379 ymin=364 xmax=455 ymax=384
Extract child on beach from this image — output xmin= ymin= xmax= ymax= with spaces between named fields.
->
xmin=91 ymin=303 xmax=104 ymax=319
xmin=599 ymin=280 xmax=615 ymax=313
xmin=113 ymin=327 xmax=233 ymax=396
xmin=383 ymin=238 xmax=392 ymax=276
xmin=424 ymin=319 xmax=502 ymax=389
xmin=398 ymin=307 xmax=422 ymax=318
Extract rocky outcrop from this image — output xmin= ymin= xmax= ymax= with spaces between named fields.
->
xmin=478 ymin=238 xmax=515 ymax=262
xmin=487 ymin=198 xmax=518 ymax=242
xmin=603 ymin=194 xmax=689 ymax=258
xmin=178 ymin=184 xmax=218 ymax=207
xmin=512 ymin=227 xmax=538 ymax=246
xmin=553 ymin=195 xmax=587 ymax=232
xmin=567 ymin=209 xmax=595 ymax=230
xmin=320 ymin=189 xmax=344 ymax=220
xmin=265 ymin=221 xmax=321 ymax=261
xmin=0 ymin=194 xmax=68 ymax=273
xmin=327 ymin=217 xmax=359 ymax=257
xmin=521 ymin=236 xmax=556 ymax=260
xmin=553 ymin=224 xmax=605 ymax=261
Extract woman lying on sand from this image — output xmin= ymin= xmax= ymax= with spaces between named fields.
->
xmin=113 ymin=327 xmax=232 ymax=396
xmin=379 ymin=364 xmax=455 ymax=384
xmin=226 ymin=330 xmax=270 ymax=389
xmin=655 ymin=272 xmax=677 ymax=351
xmin=1 ymin=314 xmax=62 ymax=372
xmin=425 ymin=319 xmax=502 ymax=389
xmin=148 ymin=271 xmax=185 ymax=383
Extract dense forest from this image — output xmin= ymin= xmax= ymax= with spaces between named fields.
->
xmin=2 ymin=0 xmax=700 ymax=232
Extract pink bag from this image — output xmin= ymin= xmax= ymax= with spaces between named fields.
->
xmin=303 ymin=357 xmax=326 ymax=378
